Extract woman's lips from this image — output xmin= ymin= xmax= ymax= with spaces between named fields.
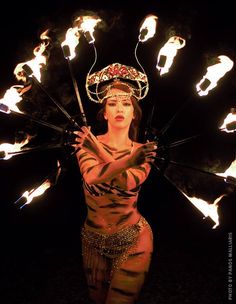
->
xmin=115 ymin=115 xmax=124 ymax=121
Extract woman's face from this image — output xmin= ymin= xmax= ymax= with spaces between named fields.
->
xmin=104 ymin=87 xmax=134 ymax=129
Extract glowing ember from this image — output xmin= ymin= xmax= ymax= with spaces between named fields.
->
xmin=196 ymin=55 xmax=234 ymax=96
xmin=139 ymin=14 xmax=158 ymax=42
xmin=156 ymin=36 xmax=186 ymax=76
xmin=0 ymin=85 xmax=24 ymax=113
xmin=219 ymin=108 xmax=236 ymax=133
xmin=182 ymin=193 xmax=224 ymax=228
xmin=74 ymin=15 xmax=102 ymax=44
xmin=0 ymin=136 xmax=31 ymax=160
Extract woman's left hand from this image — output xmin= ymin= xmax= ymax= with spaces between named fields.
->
xmin=128 ymin=141 xmax=157 ymax=167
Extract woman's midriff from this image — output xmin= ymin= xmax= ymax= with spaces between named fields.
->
xmin=83 ymin=192 xmax=141 ymax=234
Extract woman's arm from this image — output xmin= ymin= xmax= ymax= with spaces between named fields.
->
xmin=110 ymin=162 xmax=152 ymax=190
xmin=77 ymin=142 xmax=156 ymax=185
xmin=75 ymin=126 xmax=156 ymax=186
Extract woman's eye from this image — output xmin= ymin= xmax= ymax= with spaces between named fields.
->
xmin=123 ymin=102 xmax=131 ymax=106
xmin=107 ymin=102 xmax=116 ymax=106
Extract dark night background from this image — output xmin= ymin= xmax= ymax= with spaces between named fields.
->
xmin=0 ymin=1 xmax=235 ymax=303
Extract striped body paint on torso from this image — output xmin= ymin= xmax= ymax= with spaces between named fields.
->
xmin=78 ymin=142 xmax=151 ymax=233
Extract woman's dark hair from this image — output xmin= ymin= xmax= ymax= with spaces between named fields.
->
xmin=96 ymin=80 xmax=142 ymax=141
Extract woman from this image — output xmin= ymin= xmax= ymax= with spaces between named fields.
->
xmin=75 ymin=76 xmax=157 ymax=303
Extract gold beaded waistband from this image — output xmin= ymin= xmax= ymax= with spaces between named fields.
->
xmin=81 ymin=216 xmax=148 ymax=259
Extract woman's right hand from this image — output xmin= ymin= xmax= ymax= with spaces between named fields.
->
xmin=73 ymin=126 xmax=114 ymax=162
xmin=73 ymin=126 xmax=92 ymax=151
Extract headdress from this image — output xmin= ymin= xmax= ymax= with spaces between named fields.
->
xmin=85 ymin=62 xmax=149 ymax=103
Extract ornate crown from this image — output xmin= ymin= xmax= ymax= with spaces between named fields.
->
xmin=85 ymin=62 xmax=149 ymax=103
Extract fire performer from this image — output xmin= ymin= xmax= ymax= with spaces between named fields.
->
xmin=74 ymin=63 xmax=157 ymax=304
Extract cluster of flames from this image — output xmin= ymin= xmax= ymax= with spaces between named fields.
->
xmin=0 ymin=14 xmax=235 ymax=228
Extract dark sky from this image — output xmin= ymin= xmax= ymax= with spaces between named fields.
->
xmin=0 ymin=1 xmax=235 ymax=302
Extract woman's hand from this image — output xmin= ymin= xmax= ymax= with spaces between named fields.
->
xmin=73 ymin=126 xmax=98 ymax=152
xmin=128 ymin=141 xmax=157 ymax=167
xmin=73 ymin=126 xmax=91 ymax=149
xmin=73 ymin=127 xmax=114 ymax=162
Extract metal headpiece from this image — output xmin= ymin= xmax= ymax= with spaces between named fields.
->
xmin=85 ymin=62 xmax=149 ymax=103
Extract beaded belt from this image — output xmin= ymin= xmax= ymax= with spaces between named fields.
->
xmin=82 ymin=216 xmax=147 ymax=258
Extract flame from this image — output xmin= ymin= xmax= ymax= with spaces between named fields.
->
xmin=74 ymin=15 xmax=102 ymax=44
xmin=18 ymin=161 xmax=61 ymax=207
xmin=21 ymin=179 xmax=51 ymax=205
xmin=39 ymin=29 xmax=51 ymax=47
xmin=13 ymin=30 xmax=50 ymax=82
xmin=182 ymin=192 xmax=224 ymax=228
xmin=54 ymin=160 xmax=62 ymax=184
xmin=219 ymin=109 xmax=236 ymax=133
xmin=139 ymin=14 xmax=158 ymax=42
xmin=0 ymin=85 xmax=24 ymax=113
xmin=216 ymin=159 xmax=236 ymax=179
xmin=196 ymin=55 xmax=234 ymax=96
xmin=0 ymin=136 xmax=31 ymax=160
xmin=61 ymin=27 xmax=81 ymax=60
xmin=156 ymin=36 xmax=186 ymax=76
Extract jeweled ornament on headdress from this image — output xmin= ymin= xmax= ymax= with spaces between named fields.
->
xmin=85 ymin=62 xmax=149 ymax=103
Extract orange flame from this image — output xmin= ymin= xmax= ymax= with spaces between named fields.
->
xmin=74 ymin=15 xmax=101 ymax=44
xmin=61 ymin=27 xmax=81 ymax=60
xmin=219 ymin=109 xmax=236 ymax=133
xmin=39 ymin=29 xmax=51 ymax=47
xmin=156 ymin=36 xmax=186 ymax=76
xmin=0 ymin=85 xmax=24 ymax=113
xmin=182 ymin=192 xmax=224 ymax=228
xmin=196 ymin=55 xmax=234 ymax=96
xmin=13 ymin=30 xmax=50 ymax=82
xmin=216 ymin=159 xmax=236 ymax=179
xmin=19 ymin=161 xmax=61 ymax=206
xmin=139 ymin=14 xmax=158 ymax=42
xmin=21 ymin=179 xmax=51 ymax=205
xmin=0 ymin=136 xmax=31 ymax=160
